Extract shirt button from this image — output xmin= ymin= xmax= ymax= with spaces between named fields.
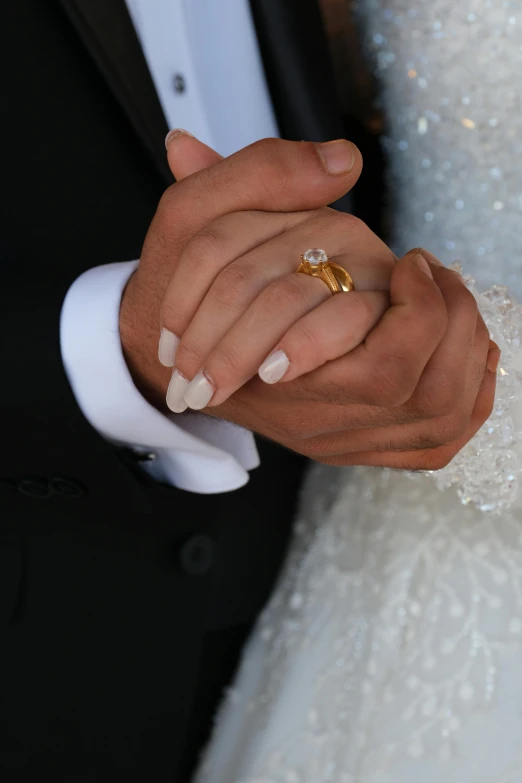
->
xmin=173 ymin=73 xmax=186 ymax=94
xmin=179 ymin=535 xmax=215 ymax=576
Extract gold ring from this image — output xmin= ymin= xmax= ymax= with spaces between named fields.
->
xmin=296 ymin=249 xmax=355 ymax=295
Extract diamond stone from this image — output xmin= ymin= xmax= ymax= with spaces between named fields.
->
xmin=303 ymin=248 xmax=328 ymax=265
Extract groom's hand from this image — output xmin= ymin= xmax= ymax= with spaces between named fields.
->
xmin=216 ymin=250 xmax=497 ymax=472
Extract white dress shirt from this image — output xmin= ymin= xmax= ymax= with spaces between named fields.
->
xmin=60 ymin=0 xmax=279 ymax=494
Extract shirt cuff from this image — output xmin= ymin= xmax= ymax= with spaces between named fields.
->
xmin=59 ymin=261 xmax=259 ymax=494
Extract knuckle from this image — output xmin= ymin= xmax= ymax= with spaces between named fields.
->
xmin=157 ymin=185 xmax=177 ymax=216
xmin=445 ymin=410 xmax=469 ymax=442
xmin=421 ymin=449 xmax=456 ymax=472
xmin=252 ymin=136 xmax=284 ymax=158
xmin=145 ymin=215 xmax=167 ymax=253
xmin=310 ymin=376 xmax=351 ymax=406
xmin=431 ymin=412 xmax=468 ymax=447
xmin=302 ymin=438 xmax=336 ymax=459
xmin=416 ymin=291 xmax=448 ymax=336
xmin=405 ymin=412 xmax=468 ymax=455
xmin=183 ymin=228 xmax=223 ymax=268
xmin=472 ymin=358 xmax=488 ymax=390
xmin=275 ymin=416 xmax=312 ymax=442
xmin=202 ymin=159 xmax=228 ymax=194
xmin=416 ymin=370 xmax=461 ymax=418
xmin=337 ymin=212 xmax=366 ymax=236
xmin=155 ymin=186 xmax=181 ymax=233
xmin=149 ymin=186 xmax=187 ymax=254
xmin=265 ymin=276 xmax=309 ymax=311
xmin=249 ymin=138 xmax=289 ymax=191
xmin=475 ymin=312 xmax=489 ymax=341
xmin=410 ymin=434 xmax=444 ymax=452
xmin=454 ymin=283 xmax=478 ymax=316
xmin=320 ymin=208 xmax=366 ymax=236
xmin=214 ymin=262 xmax=257 ymax=306
xmin=368 ymin=354 xmax=416 ymax=407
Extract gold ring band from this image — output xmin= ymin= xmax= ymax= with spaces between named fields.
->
xmin=296 ymin=249 xmax=355 ymax=295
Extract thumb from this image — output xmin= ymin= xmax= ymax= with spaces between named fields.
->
xmin=165 ymin=129 xmax=223 ymax=180
xmin=163 ymin=137 xmax=363 ymax=236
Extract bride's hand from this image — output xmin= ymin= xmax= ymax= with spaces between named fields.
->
xmin=160 ymin=205 xmax=394 ymax=411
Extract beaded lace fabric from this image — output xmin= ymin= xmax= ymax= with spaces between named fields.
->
xmin=195 ymin=2 xmax=522 ymax=781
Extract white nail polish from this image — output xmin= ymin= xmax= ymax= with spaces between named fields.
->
xmin=158 ymin=329 xmax=180 ymax=367
xmin=184 ymin=371 xmax=215 ymax=410
xmin=258 ymin=350 xmax=290 ymax=384
xmin=166 ymin=370 xmax=190 ymax=413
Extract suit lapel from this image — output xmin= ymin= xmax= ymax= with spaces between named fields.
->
xmin=59 ymin=0 xmax=346 ymax=185
xmin=59 ymin=0 xmax=172 ymax=184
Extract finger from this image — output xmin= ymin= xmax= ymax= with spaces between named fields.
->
xmin=286 ymin=296 xmax=489 ymax=451
xmin=305 ymin=368 xmax=498 ymax=470
xmin=300 ymin=326 xmax=488 ymax=457
xmin=215 ymin=208 xmax=396 ymax=292
xmin=165 ymin=129 xmax=223 ymax=179
xmin=298 ymin=250 xmax=447 ymax=407
xmin=179 ymin=289 xmax=389 ymax=411
xmin=409 ymin=263 xmax=483 ymax=419
xmin=159 ymin=208 xmax=316 ymax=365
xmin=379 ymin=367 xmax=497 ymax=470
xmin=164 ymin=209 xmax=395 ymax=372
xmin=258 ymin=291 xmax=389 ymax=384
xmin=154 ymin=137 xmax=363 ymax=256
xmin=326 ymin=272 xmax=487 ymax=434
xmin=173 ymin=273 xmax=331 ymax=411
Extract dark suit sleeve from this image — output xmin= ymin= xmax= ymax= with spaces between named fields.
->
xmin=0 ymin=1 xmax=175 ymax=514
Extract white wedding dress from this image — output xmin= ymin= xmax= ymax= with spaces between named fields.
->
xmin=195 ymin=3 xmax=522 ymax=781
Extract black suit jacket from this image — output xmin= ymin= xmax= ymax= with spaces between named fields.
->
xmin=1 ymin=1 xmax=348 ymax=780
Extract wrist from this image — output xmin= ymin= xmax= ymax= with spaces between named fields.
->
xmin=119 ymin=272 xmax=169 ymax=410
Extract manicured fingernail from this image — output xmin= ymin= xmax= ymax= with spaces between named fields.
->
xmin=184 ymin=371 xmax=215 ymax=410
xmin=316 ymin=140 xmax=356 ymax=175
xmin=413 ymin=253 xmax=433 ymax=279
xmin=158 ymin=328 xmax=180 ymax=367
xmin=258 ymin=350 xmax=290 ymax=384
xmin=487 ymin=349 xmax=501 ymax=374
xmin=165 ymin=128 xmax=195 ymax=148
xmin=166 ymin=370 xmax=190 ymax=413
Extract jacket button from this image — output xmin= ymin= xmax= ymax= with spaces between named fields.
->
xmin=17 ymin=477 xmax=52 ymax=499
xmin=50 ymin=476 xmax=85 ymax=498
xmin=179 ymin=536 xmax=215 ymax=576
